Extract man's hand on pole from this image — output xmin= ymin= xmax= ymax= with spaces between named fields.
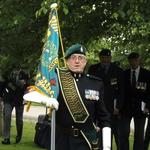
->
xmin=23 ymin=90 xmax=59 ymax=110
xmin=42 ymin=97 xmax=59 ymax=110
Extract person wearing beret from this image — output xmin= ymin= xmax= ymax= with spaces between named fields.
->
xmin=54 ymin=44 xmax=111 ymax=150
xmin=88 ymin=48 xmax=124 ymax=150
xmin=119 ymin=52 xmax=150 ymax=150
xmin=24 ymin=44 xmax=111 ymax=150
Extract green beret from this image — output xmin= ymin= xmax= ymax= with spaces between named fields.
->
xmin=65 ymin=43 xmax=86 ymax=59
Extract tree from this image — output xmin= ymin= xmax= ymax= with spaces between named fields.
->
xmin=0 ymin=0 xmax=46 ymax=75
xmin=0 ymin=0 xmax=149 ymax=77
xmin=38 ymin=0 xmax=150 ymax=69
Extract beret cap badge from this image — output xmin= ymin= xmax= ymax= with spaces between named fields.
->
xmin=65 ymin=43 xmax=86 ymax=59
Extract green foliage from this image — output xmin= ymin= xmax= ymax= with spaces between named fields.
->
xmin=0 ymin=0 xmax=46 ymax=76
xmin=109 ymin=0 xmax=150 ymax=69
xmin=0 ymin=0 xmax=150 ymax=78
xmin=33 ymin=0 xmax=150 ymax=69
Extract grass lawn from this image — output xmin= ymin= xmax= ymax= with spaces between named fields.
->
xmin=0 ymin=119 xmax=150 ymax=150
xmin=0 ymin=120 xmax=45 ymax=150
xmin=112 ymin=133 xmax=150 ymax=150
xmin=112 ymin=133 xmax=134 ymax=149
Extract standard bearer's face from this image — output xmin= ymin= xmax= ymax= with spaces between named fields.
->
xmin=66 ymin=54 xmax=87 ymax=73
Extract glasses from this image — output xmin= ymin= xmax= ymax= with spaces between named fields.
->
xmin=69 ymin=55 xmax=86 ymax=61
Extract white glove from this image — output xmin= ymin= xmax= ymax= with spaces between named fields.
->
xmin=23 ymin=91 xmax=59 ymax=110
xmin=102 ymin=127 xmax=111 ymax=150
xmin=42 ymin=97 xmax=59 ymax=110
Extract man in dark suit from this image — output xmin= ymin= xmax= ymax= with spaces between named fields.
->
xmin=120 ymin=52 xmax=150 ymax=150
xmin=88 ymin=48 xmax=124 ymax=150
xmin=1 ymin=67 xmax=30 ymax=144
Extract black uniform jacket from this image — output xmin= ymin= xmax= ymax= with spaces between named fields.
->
xmin=121 ymin=67 xmax=150 ymax=117
xmin=56 ymin=72 xmax=110 ymax=130
xmin=2 ymin=71 xmax=29 ymax=106
xmin=88 ymin=63 xmax=124 ymax=114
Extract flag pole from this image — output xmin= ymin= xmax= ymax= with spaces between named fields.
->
xmin=49 ymin=3 xmax=66 ymax=150
xmin=55 ymin=6 xmax=66 ymax=68
xmin=50 ymin=3 xmax=58 ymax=150
xmin=51 ymin=109 xmax=56 ymax=150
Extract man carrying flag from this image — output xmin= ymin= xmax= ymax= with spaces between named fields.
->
xmin=24 ymin=3 xmax=111 ymax=150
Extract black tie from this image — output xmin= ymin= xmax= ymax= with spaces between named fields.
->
xmin=132 ymin=70 xmax=136 ymax=88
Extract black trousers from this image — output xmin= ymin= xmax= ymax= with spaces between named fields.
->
xmin=111 ymin=115 xmax=121 ymax=150
xmin=48 ymin=125 xmax=90 ymax=150
xmin=144 ymin=117 xmax=150 ymax=150
xmin=3 ymin=103 xmax=24 ymax=139
xmin=119 ymin=115 xmax=146 ymax=150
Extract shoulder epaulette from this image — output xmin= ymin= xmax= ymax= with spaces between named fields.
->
xmin=86 ymin=74 xmax=102 ymax=81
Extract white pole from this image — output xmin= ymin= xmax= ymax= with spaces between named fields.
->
xmin=51 ymin=109 xmax=56 ymax=150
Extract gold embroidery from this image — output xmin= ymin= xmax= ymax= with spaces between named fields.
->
xmin=57 ymin=68 xmax=89 ymax=123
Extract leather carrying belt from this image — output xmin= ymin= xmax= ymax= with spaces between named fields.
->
xmin=57 ymin=68 xmax=89 ymax=123
xmin=56 ymin=124 xmax=81 ymax=137
xmin=56 ymin=124 xmax=99 ymax=150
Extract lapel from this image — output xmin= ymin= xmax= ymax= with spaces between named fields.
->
xmin=126 ymin=69 xmax=131 ymax=86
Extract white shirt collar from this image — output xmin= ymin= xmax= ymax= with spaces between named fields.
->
xmin=131 ymin=66 xmax=140 ymax=73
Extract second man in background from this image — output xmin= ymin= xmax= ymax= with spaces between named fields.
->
xmin=88 ymin=48 xmax=124 ymax=150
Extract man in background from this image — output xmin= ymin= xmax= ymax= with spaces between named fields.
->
xmin=1 ymin=67 xmax=30 ymax=144
xmin=88 ymin=48 xmax=124 ymax=150
xmin=120 ymin=52 xmax=150 ymax=150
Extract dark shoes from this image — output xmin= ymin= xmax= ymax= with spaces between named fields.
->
xmin=15 ymin=135 xmax=21 ymax=144
xmin=1 ymin=138 xmax=10 ymax=145
xmin=2 ymin=136 xmax=21 ymax=144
